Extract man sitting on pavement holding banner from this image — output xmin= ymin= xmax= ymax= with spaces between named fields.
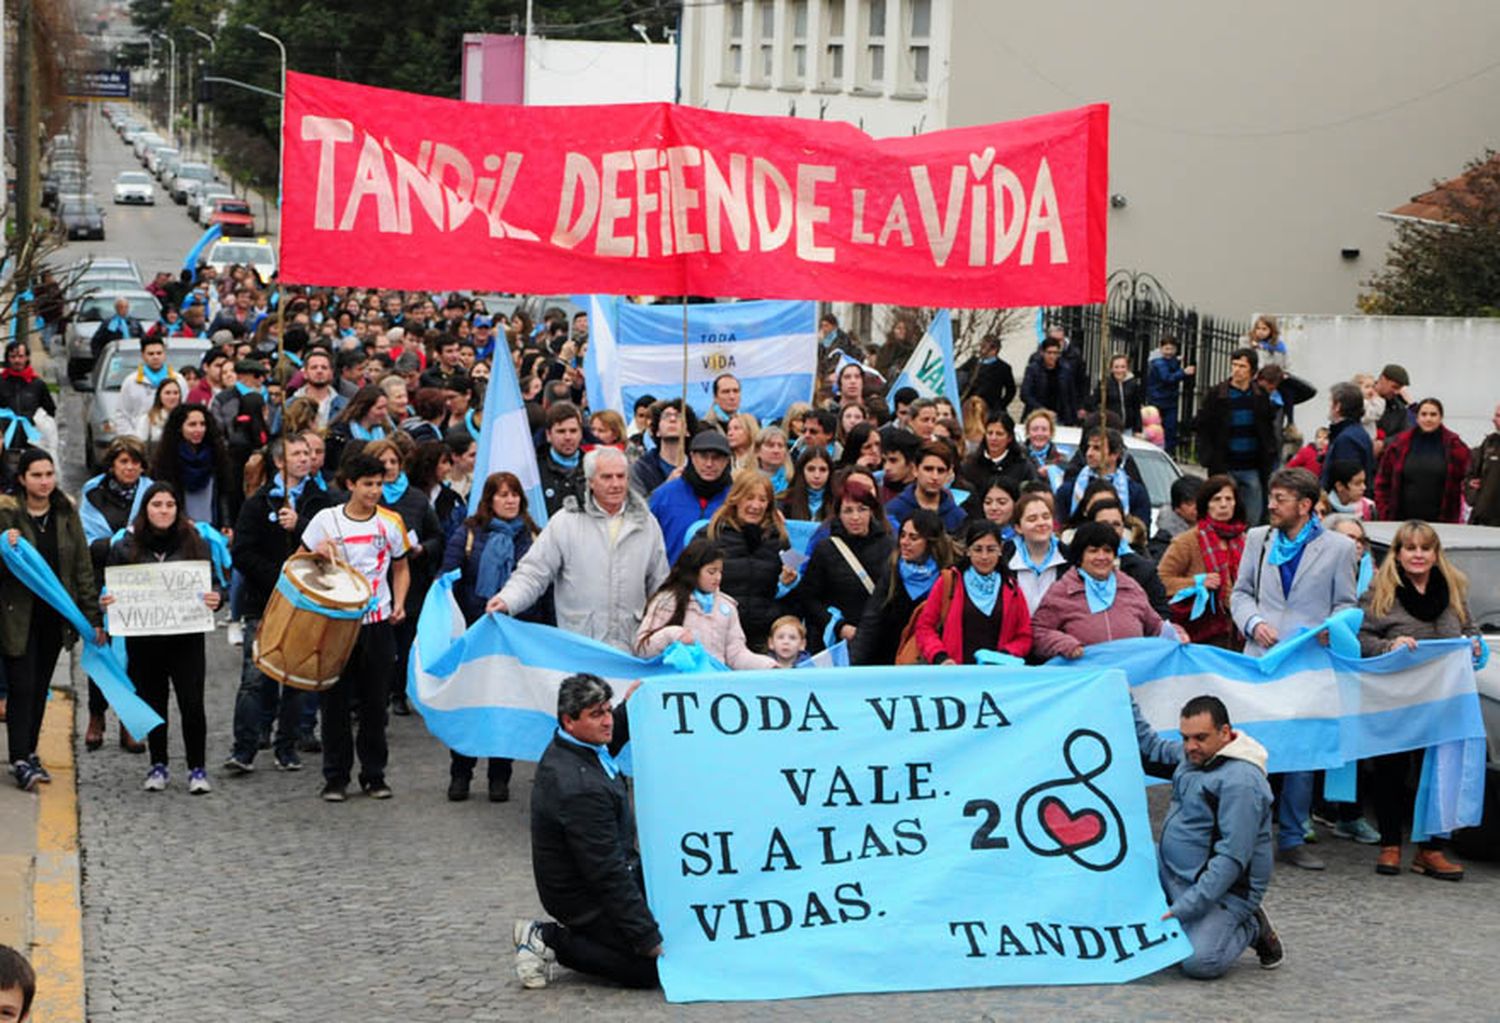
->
xmin=1231 ymin=467 xmax=1358 ymax=871
xmin=514 ymin=673 xmax=659 ymax=991
xmin=1135 ymin=694 xmax=1283 ymax=978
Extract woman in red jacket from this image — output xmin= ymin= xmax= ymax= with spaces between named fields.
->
xmin=913 ymin=521 xmax=1031 ymax=665
xmin=1373 ymin=398 xmax=1471 ymax=523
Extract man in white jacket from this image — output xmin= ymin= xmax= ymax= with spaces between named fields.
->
xmin=488 ymin=447 xmax=670 ymax=653
xmin=113 ymin=336 xmax=185 ymax=440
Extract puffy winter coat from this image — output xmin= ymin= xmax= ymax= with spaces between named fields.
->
xmin=711 ymin=521 xmax=788 ymax=649
xmin=497 ymin=489 xmax=670 ymax=652
xmin=634 ymin=590 xmax=777 ymax=669
xmin=1030 ymin=568 xmax=1168 ymax=658
xmin=797 ymin=523 xmax=894 ymax=652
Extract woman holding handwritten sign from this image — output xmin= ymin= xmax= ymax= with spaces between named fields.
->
xmin=103 ymin=483 xmax=221 ymax=794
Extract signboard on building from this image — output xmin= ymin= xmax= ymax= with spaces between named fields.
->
xmin=69 ymin=70 xmax=131 ymax=99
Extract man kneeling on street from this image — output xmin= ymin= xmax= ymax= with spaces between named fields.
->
xmin=1135 ymin=694 xmax=1284 ymax=978
xmin=514 ymin=674 xmax=661 ymax=990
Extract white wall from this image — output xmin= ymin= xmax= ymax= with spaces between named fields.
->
xmin=1279 ymin=314 xmax=1500 ymax=445
xmin=527 ymin=38 xmax=676 ymax=106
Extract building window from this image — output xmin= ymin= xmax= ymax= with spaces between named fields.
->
xmin=724 ymin=1 xmax=744 ymax=84
xmin=787 ymin=0 xmax=808 ymax=85
xmin=860 ymin=0 xmax=886 ymax=91
xmin=820 ymin=0 xmax=846 ymax=88
xmin=905 ymin=0 xmax=930 ymax=88
xmin=758 ymin=1 xmax=776 ymax=82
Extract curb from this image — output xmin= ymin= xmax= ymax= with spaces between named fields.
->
xmin=28 ymin=687 xmax=87 ymax=1022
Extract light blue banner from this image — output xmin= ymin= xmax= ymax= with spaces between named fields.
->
xmin=581 ymin=296 xmax=816 ymax=423
xmin=469 ymin=334 xmax=548 ymax=525
xmin=630 ymin=665 xmax=1192 ymax=1001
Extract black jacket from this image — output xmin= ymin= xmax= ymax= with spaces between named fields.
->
xmin=1120 ymin=550 xmax=1171 ymax=618
xmin=849 ymin=561 xmax=922 ymax=666
xmin=1084 ymin=376 xmax=1144 ymax=433
xmin=962 ymin=357 xmax=1017 ymax=414
xmin=530 ymin=708 xmax=660 ymax=954
xmin=1020 ymin=359 xmax=1081 ymax=424
xmin=536 ymin=444 xmax=586 ymax=518
xmin=798 ymin=524 xmax=894 ymax=652
xmin=1194 ymin=380 xmax=1277 ymax=479
xmin=713 ymin=521 xmax=788 ymax=650
xmin=959 ymin=442 xmax=1038 ymax=494
xmin=0 ymin=372 xmax=55 ymax=422
xmin=231 ymin=481 xmax=336 ymax=618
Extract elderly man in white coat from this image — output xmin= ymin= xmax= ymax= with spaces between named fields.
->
xmin=488 ymin=447 xmax=670 ymax=653
xmin=1231 ymin=466 xmax=1358 ymax=873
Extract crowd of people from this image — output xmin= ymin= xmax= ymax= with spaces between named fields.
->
xmin=0 ymin=267 xmax=1497 ymax=989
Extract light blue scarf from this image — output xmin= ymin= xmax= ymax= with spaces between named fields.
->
xmin=138 ymin=363 xmax=170 ymax=388
xmin=1081 ymin=568 xmax=1118 ymax=613
xmin=1268 ymin=514 xmax=1322 ymax=566
xmin=964 ymin=567 xmax=1000 ymax=616
xmin=382 ymin=473 xmax=410 ymax=505
xmin=555 ymin=726 xmax=620 ymax=779
xmin=1356 ymin=551 xmax=1374 ymax=597
xmin=350 ymin=421 xmax=385 ymax=442
xmin=550 ymin=448 xmax=581 ymax=470
xmin=690 ymin=589 xmax=716 ymax=615
xmin=1072 ymin=464 xmax=1130 ymax=509
xmin=1017 ymin=535 xmax=1060 ymax=576
xmin=807 ymin=487 xmax=825 ymax=519
xmin=899 ymin=557 xmax=939 ymax=601
xmin=106 ymin=314 xmax=133 ymax=337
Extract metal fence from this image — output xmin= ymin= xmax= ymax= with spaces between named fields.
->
xmin=1043 ymin=270 xmax=1251 ymax=454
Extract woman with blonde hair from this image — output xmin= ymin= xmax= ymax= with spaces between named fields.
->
xmin=780 ymin=402 xmax=814 ymax=445
xmin=752 ymin=426 xmax=791 ymax=494
xmin=960 ymin=396 xmax=988 ymax=455
xmin=725 ymin=412 xmax=760 ymax=471
xmin=144 ymin=378 xmax=183 ymax=456
xmin=1358 ymin=520 xmax=1483 ymax=881
xmin=706 ymin=472 xmax=795 ymax=648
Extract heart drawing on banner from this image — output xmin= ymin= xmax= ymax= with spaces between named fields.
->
xmin=1039 ymin=796 xmax=1105 ymax=852
xmin=969 ymin=146 xmax=996 ymax=180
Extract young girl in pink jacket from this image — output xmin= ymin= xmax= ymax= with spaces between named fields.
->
xmin=635 ymin=536 xmax=778 ymax=670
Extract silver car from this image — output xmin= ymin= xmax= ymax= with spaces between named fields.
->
xmin=80 ymin=338 xmax=210 ymax=471
xmin=1364 ymin=521 xmax=1500 ymax=856
xmin=169 ymin=162 xmax=214 ymax=204
xmin=64 ymin=290 xmax=161 ymax=383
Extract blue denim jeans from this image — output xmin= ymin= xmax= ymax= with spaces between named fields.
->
xmin=230 ymin=617 xmax=303 ymax=763
xmin=1228 ymin=468 xmax=1264 ymax=527
xmin=1276 ymin=770 xmax=1315 ymax=851
xmin=1161 ymin=874 xmax=1260 ymax=980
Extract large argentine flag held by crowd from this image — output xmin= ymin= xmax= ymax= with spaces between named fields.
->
xmin=888 ymin=308 xmax=961 ymax=408
xmin=582 ymin=296 xmax=817 ymax=423
xmin=469 ymin=338 xmax=548 ymax=523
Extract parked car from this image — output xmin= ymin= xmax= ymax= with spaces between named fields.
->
xmin=64 ymin=289 xmax=161 ymax=383
xmin=188 ymin=182 xmax=235 ymax=223
xmin=1362 ymin=522 xmax=1500 ymax=858
xmin=169 ymin=162 xmax=214 ymax=204
xmin=156 ymin=149 xmax=183 ymax=184
xmin=70 ymin=256 xmax=143 ymax=285
xmin=57 ymin=199 xmax=106 ymax=240
xmin=113 ymin=170 xmax=156 ymax=205
xmin=145 ymin=145 xmax=178 ymax=176
xmin=132 ymin=132 xmax=166 ymax=161
xmin=207 ymin=196 xmax=255 ymax=237
xmin=42 ymin=170 xmax=86 ymax=209
xmin=80 ymin=337 xmax=210 ymax=470
xmin=203 ymin=238 xmax=277 ymax=280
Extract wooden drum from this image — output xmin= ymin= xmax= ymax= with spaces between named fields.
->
xmin=253 ymin=552 xmax=373 ymax=692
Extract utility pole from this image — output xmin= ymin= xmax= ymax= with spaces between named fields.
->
xmin=15 ymin=0 xmax=38 ymax=348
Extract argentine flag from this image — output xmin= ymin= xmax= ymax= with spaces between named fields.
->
xmin=469 ymin=335 xmax=548 ymax=523
xmin=582 ymin=296 xmax=816 ymax=423
xmin=888 ymin=309 xmax=961 ymax=408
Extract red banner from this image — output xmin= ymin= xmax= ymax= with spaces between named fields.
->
xmin=281 ymin=72 xmax=1108 ymax=307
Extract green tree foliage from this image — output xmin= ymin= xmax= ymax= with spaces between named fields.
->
xmin=1362 ymin=152 xmax=1500 ymax=317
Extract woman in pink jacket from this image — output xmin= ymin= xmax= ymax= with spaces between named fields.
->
xmin=1032 ymin=521 xmax=1185 ymax=660
xmin=635 ymin=537 xmax=778 ymax=669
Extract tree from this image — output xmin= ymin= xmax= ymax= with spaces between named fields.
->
xmin=1361 ymin=152 xmax=1500 ymax=317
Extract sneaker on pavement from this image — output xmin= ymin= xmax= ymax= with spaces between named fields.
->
xmin=513 ymin=919 xmax=554 ymax=989
xmin=226 ymin=621 xmax=244 ymax=647
xmin=1277 ymin=844 xmax=1326 ymax=871
xmin=1252 ymin=907 xmax=1285 ymax=970
xmin=188 ymin=768 xmax=212 ymax=795
xmin=321 ymin=782 xmax=348 ymax=803
xmin=275 ymin=753 xmax=303 ymax=772
xmin=143 ymin=764 xmax=169 ymax=792
xmin=12 ymin=760 xmax=39 ymax=792
xmin=27 ymin=754 xmax=51 ymax=784
xmin=1333 ymin=818 xmax=1381 ymax=844
xmin=361 ymin=778 xmax=393 ymax=800
xmin=1411 ymin=847 xmax=1465 ymax=881
xmin=222 ymin=755 xmax=255 ymax=775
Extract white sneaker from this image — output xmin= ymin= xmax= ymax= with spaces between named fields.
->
xmin=226 ymin=622 xmax=244 ymax=647
xmin=188 ymin=769 xmax=212 ymax=794
xmin=143 ymin=764 xmax=169 ymax=791
xmin=512 ymin=919 xmax=554 ymax=989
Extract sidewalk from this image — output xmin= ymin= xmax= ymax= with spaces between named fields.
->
xmin=0 ymin=658 xmax=88 ymax=1021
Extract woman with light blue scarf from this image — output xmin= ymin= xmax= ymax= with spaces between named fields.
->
xmin=848 ymin=509 xmax=956 ymax=665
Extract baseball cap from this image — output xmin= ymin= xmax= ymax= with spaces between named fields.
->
xmin=689 ymin=430 xmax=732 ymax=456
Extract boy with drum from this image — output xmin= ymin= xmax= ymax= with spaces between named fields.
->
xmin=300 ymin=452 xmax=410 ymax=802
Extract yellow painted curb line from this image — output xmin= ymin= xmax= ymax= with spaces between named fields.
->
xmin=30 ymin=690 xmax=85 ymax=1023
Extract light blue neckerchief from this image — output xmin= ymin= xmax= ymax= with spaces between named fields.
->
xmin=554 ymin=726 xmax=620 ymax=780
xmin=350 ymin=421 xmax=385 ymax=442
xmin=1017 ymin=536 xmax=1059 ymax=576
xmin=106 ymin=314 xmax=132 ymax=336
xmin=0 ymin=407 xmax=40 ymax=446
xmin=766 ymin=464 xmax=789 ymax=493
xmin=1117 ymin=535 xmax=1134 ymax=556
xmin=382 ymin=473 xmax=410 ymax=505
xmin=1268 ymin=514 xmax=1322 ymax=566
xmin=1170 ymin=573 xmax=1214 ymax=620
xmin=963 ymin=567 xmax=1000 ymax=616
xmin=464 ymin=410 xmax=481 ymax=440
xmin=1073 ymin=464 xmax=1130 ymax=508
xmin=898 ymin=557 xmax=939 ymax=601
xmin=807 ymin=487 xmax=825 ymax=518
xmin=1081 ymin=568 xmax=1118 ymax=613
xmin=138 ymin=363 xmax=170 ymax=388
xmin=1356 ymin=551 xmax=1374 ymax=596
xmin=1028 ymin=443 xmax=1054 ymax=467
xmin=690 ymin=589 xmax=716 ymax=615
xmin=550 ymin=448 xmax=581 ymax=470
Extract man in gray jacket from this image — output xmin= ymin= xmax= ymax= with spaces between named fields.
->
xmin=488 ymin=447 xmax=669 ymax=652
xmin=1231 ymin=467 xmax=1358 ymax=871
xmin=1136 ymin=695 xmax=1282 ymax=978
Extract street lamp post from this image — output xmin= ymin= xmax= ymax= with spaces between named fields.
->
xmin=187 ymin=27 xmax=215 ymax=163
xmin=243 ymin=24 xmax=286 ymax=234
xmin=153 ymin=31 xmax=177 ymax=144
